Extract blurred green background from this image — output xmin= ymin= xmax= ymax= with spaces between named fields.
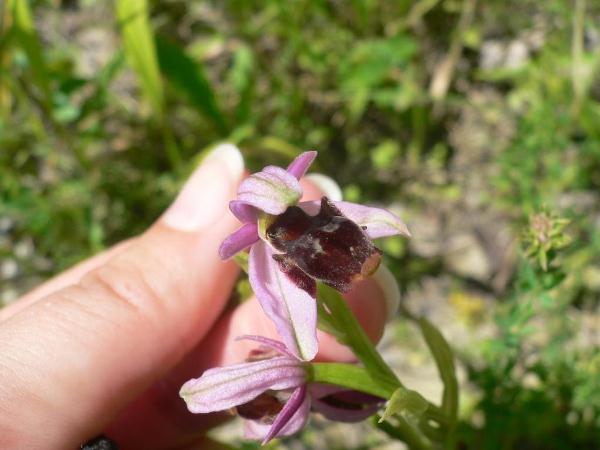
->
xmin=2 ymin=0 xmax=600 ymax=448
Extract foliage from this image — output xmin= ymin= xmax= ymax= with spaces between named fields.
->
xmin=2 ymin=0 xmax=600 ymax=448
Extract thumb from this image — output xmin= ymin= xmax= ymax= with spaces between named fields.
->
xmin=0 ymin=145 xmax=244 ymax=450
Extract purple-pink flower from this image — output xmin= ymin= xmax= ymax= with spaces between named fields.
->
xmin=179 ymin=336 xmax=382 ymax=444
xmin=181 ymin=151 xmax=408 ymax=444
xmin=218 ymin=151 xmax=410 ymax=361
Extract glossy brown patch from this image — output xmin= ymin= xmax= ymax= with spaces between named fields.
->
xmin=266 ymin=197 xmax=382 ymax=292
xmin=236 ymin=392 xmax=284 ymax=424
xmin=273 ymin=253 xmax=317 ymax=297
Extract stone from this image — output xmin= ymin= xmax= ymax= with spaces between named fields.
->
xmin=444 ymin=233 xmax=492 ymax=283
xmin=1 ymin=259 xmax=19 ymax=280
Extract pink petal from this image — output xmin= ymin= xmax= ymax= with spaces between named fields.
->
xmin=249 ymin=241 xmax=318 ymax=361
xmin=237 ymin=166 xmax=302 ymax=216
xmin=219 ymin=223 xmax=259 ymax=260
xmin=236 ymin=335 xmax=296 ymax=357
xmin=298 ymin=200 xmax=410 ymax=239
xmin=229 ymin=200 xmax=258 ymax=223
xmin=179 ymin=357 xmax=305 ymax=413
xmin=286 ymin=151 xmax=318 ymax=180
xmin=262 ymin=385 xmax=310 ymax=444
xmin=244 ymin=386 xmax=311 ymax=442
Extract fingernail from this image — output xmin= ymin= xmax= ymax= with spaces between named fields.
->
xmin=163 ymin=143 xmax=244 ymax=231
xmin=303 ymin=173 xmax=343 ymax=201
xmin=371 ymin=265 xmax=400 ymax=322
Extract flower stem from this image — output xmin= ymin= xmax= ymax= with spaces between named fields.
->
xmin=316 ymin=283 xmax=451 ymax=445
xmin=374 ymin=416 xmax=434 ymax=450
xmin=308 ymin=362 xmax=397 ymax=399
xmin=310 ymin=362 xmax=447 ymax=427
xmin=316 ymin=283 xmax=399 ymax=385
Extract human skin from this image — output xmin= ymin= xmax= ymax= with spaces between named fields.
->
xmin=0 ymin=147 xmax=388 ymax=450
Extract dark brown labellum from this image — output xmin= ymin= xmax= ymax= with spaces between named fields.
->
xmin=317 ymin=390 xmax=383 ymax=411
xmin=266 ymin=197 xmax=382 ymax=292
xmin=236 ymin=392 xmax=285 ymax=424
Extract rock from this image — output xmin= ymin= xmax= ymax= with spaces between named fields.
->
xmin=1 ymin=259 xmax=19 ymax=280
xmin=505 ymin=40 xmax=529 ymax=69
xmin=479 ymin=39 xmax=529 ymax=71
xmin=444 ymin=233 xmax=492 ymax=282
xmin=0 ymin=217 xmax=14 ymax=234
xmin=480 ymin=40 xmax=505 ymax=70
xmin=556 ymin=191 xmax=598 ymax=213
xmin=14 ymin=238 xmax=34 ymax=259
xmin=407 ymin=211 xmax=444 ymax=258
xmin=77 ymin=27 xmax=116 ymax=78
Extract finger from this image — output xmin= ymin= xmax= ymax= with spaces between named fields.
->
xmin=0 ymin=144 xmax=245 ymax=450
xmin=0 ymin=240 xmax=132 ymax=322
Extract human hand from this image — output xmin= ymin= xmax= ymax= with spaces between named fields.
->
xmin=0 ymin=145 xmax=394 ymax=450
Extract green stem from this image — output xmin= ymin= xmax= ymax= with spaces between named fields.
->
xmin=571 ymin=0 xmax=585 ymax=115
xmin=310 ymin=362 xmax=447 ymax=430
xmin=317 ymin=283 xmax=399 ymax=385
xmin=162 ymin=123 xmax=181 ymax=169
xmin=396 ymin=416 xmax=434 ymax=450
xmin=309 ymin=362 xmax=398 ymax=399
xmin=374 ymin=416 xmax=434 ymax=450
xmin=316 ymin=283 xmax=451 ymax=446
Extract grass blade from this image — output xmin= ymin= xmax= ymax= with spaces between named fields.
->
xmin=115 ymin=0 xmax=164 ymax=119
xmin=7 ymin=0 xmax=51 ymax=105
xmin=155 ymin=36 xmax=228 ymax=134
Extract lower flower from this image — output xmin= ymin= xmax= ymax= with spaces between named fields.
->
xmin=179 ymin=336 xmax=383 ymax=444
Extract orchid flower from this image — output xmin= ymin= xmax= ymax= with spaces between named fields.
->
xmin=218 ymin=151 xmax=410 ymax=361
xmin=179 ymin=336 xmax=383 ymax=444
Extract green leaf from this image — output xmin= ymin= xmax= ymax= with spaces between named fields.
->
xmin=249 ymin=136 xmax=302 ymax=160
xmin=419 ymin=318 xmax=459 ymax=425
xmin=7 ymin=0 xmax=51 ymax=104
xmin=228 ymin=45 xmax=254 ymax=124
xmin=155 ymin=36 xmax=228 ymax=134
xmin=115 ymin=0 xmax=163 ymax=118
xmin=379 ymin=387 xmax=429 ymax=423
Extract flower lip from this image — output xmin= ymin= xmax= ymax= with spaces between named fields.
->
xmin=237 ymin=391 xmax=285 ymax=422
xmin=266 ymin=197 xmax=383 ymax=293
xmin=310 ymin=384 xmax=384 ymax=423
